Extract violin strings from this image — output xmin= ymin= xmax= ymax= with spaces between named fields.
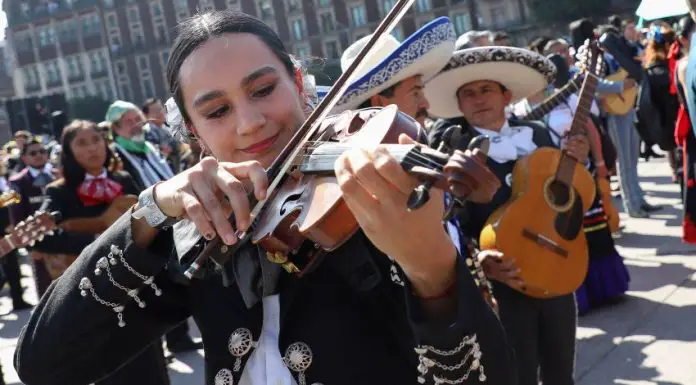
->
xmin=296 ymin=144 xmax=446 ymax=170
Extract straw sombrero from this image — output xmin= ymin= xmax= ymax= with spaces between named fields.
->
xmin=425 ymin=46 xmax=557 ymax=119
xmin=332 ymin=17 xmax=456 ymax=113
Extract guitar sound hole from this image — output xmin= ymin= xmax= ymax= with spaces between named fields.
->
xmin=548 ymin=180 xmax=570 ymax=207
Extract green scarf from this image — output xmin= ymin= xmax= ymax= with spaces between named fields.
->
xmin=115 ymin=135 xmax=149 ymax=154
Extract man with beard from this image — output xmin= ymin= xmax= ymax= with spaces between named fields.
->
xmin=331 ymin=17 xmax=456 ymax=127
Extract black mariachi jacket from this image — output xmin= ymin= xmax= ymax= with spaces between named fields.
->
xmin=428 ymin=118 xmax=556 ymax=241
xmin=14 ymin=212 xmax=518 ymax=385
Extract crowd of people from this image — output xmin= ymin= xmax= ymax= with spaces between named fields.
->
xmin=0 ymin=4 xmax=692 ymax=385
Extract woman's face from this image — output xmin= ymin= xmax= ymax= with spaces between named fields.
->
xmin=178 ymin=33 xmax=306 ymax=168
xmin=70 ymin=128 xmax=107 ymax=172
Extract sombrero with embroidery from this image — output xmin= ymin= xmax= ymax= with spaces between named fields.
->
xmin=424 ymin=46 xmax=557 ymax=119
xmin=332 ymin=17 xmax=456 ymax=113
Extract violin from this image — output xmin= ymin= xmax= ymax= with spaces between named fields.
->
xmin=183 ymin=0 xmax=495 ymax=278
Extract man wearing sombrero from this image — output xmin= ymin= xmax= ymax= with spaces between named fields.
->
xmin=425 ymin=46 xmax=590 ymax=385
xmin=332 ymin=17 xmax=456 ymax=127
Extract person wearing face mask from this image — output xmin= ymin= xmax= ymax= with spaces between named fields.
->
xmin=106 ymin=101 xmax=175 ymax=193
xmin=332 ymin=17 xmax=456 ymax=128
xmin=14 ymin=11 xmax=515 ymax=385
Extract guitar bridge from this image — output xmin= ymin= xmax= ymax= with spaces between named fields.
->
xmin=522 ymin=228 xmax=568 ymax=257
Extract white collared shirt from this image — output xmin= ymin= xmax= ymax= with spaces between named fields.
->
xmin=239 ymin=295 xmax=298 ymax=385
xmin=27 ymin=163 xmax=53 ymax=178
xmin=473 ymin=121 xmax=537 ymax=163
xmin=84 ymin=169 xmax=108 ymax=181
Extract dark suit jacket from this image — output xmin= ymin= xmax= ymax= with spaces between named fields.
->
xmin=8 ymin=168 xmax=53 ymax=226
xmin=34 ymin=171 xmax=139 ymax=256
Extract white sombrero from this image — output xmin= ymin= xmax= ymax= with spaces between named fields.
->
xmin=425 ymin=46 xmax=557 ymax=119
xmin=332 ymin=17 xmax=456 ymax=113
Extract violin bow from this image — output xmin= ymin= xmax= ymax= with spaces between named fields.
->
xmin=185 ymin=0 xmax=418 ymax=278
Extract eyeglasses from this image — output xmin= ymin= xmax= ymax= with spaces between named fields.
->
xmin=27 ymin=149 xmax=48 ymax=157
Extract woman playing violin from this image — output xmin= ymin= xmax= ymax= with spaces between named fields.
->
xmin=15 ymin=11 xmax=514 ymax=385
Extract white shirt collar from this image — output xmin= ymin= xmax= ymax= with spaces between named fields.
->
xmin=84 ymin=169 xmax=108 ymax=181
xmin=28 ymin=163 xmax=53 ymax=178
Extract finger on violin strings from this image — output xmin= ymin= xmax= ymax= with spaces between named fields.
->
xmin=373 ymin=146 xmax=420 ymax=195
xmin=343 ymin=148 xmax=402 ymax=202
xmin=180 ymin=191 xmax=217 ymax=241
xmin=219 ymin=160 xmax=269 ymax=201
xmin=193 ymin=181 xmax=238 ymax=245
xmin=210 ymin=167 xmax=252 ymax=232
xmin=335 ymin=152 xmax=381 ymax=218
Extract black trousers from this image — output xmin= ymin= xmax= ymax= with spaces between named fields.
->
xmin=1 ymin=250 xmax=25 ymax=307
xmin=493 ymin=283 xmax=577 ymax=385
xmin=166 ymin=320 xmax=192 ymax=346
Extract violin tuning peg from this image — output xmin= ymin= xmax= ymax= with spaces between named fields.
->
xmin=407 ymin=183 xmax=431 ymax=211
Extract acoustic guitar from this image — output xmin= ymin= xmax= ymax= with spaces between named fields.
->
xmin=0 ymin=211 xmax=61 ymax=259
xmin=599 ymin=69 xmax=638 ymax=115
xmin=478 ymin=43 xmax=604 ymax=299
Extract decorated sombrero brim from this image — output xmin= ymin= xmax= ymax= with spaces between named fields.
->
xmin=332 ymin=17 xmax=456 ymax=113
xmin=425 ymin=46 xmax=557 ymax=119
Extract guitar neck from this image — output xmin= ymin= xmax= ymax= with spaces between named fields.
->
xmin=0 ymin=235 xmax=16 ymax=259
xmin=523 ymin=76 xmax=583 ymax=121
xmin=555 ymin=74 xmax=599 ymax=185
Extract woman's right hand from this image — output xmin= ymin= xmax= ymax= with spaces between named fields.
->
xmin=153 ymin=157 xmax=268 ymax=245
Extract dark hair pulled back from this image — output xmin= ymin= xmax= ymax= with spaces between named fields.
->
xmin=166 ymin=10 xmax=295 ymax=140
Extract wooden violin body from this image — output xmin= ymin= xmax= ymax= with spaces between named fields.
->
xmin=252 ymin=106 xmax=440 ymax=266
xmin=479 ymin=148 xmax=595 ymax=298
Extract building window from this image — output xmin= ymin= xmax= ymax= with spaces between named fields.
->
xmin=66 ymin=55 xmax=83 ymax=78
xmin=452 ymin=12 xmax=469 ymax=35
xmin=138 ymin=55 xmax=150 ymax=71
xmin=316 ymin=0 xmax=331 ymax=6
xmin=45 ymin=60 xmax=62 ymax=83
xmin=14 ymin=31 xmax=32 ymax=52
xmin=174 ymin=0 xmax=189 ymax=21
xmin=349 ymin=3 xmax=367 ymax=27
xmin=392 ymin=27 xmax=403 ymax=41
xmin=116 ymin=60 xmax=128 ymax=76
xmin=324 ymin=40 xmax=339 ymax=59
xmin=160 ymin=50 xmax=170 ymax=67
xmin=120 ymin=83 xmax=132 ymax=101
xmin=38 ymin=26 xmax=57 ymax=47
xmin=290 ymin=18 xmax=305 ymax=40
xmin=128 ymin=6 xmax=141 ymax=22
xmin=295 ymin=45 xmax=310 ymax=57
xmin=59 ymin=19 xmax=78 ymax=42
xmin=71 ymin=85 xmax=88 ymax=99
xmin=490 ymin=6 xmax=506 ymax=26
xmin=415 ymin=0 xmax=430 ymax=12
xmin=142 ymin=77 xmax=155 ymax=98
xmin=95 ymin=80 xmax=113 ymax=100
xmin=257 ymin=0 xmax=274 ymax=20
xmin=103 ymin=0 xmax=114 ymax=7
xmin=318 ymin=11 xmax=335 ymax=33
xmin=22 ymin=66 xmax=38 ymax=87
xmin=226 ymin=0 xmax=241 ymax=9
xmin=106 ymin=12 xmax=118 ymax=28
xmin=286 ymin=0 xmax=301 ymax=12
xmin=200 ymin=0 xmax=215 ymax=11
xmin=90 ymin=51 xmax=107 ymax=73
xmin=82 ymin=13 xmax=101 ymax=36
xmin=381 ymin=0 xmax=396 ymax=16
xmin=150 ymin=1 xmax=163 ymax=17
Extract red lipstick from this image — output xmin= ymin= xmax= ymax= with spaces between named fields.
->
xmin=240 ymin=134 xmax=279 ymax=154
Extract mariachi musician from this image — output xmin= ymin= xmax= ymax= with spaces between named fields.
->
xmin=32 ymin=120 xmax=171 ymax=385
xmin=15 ymin=10 xmax=516 ymax=385
xmin=425 ymin=46 xmax=588 ymax=385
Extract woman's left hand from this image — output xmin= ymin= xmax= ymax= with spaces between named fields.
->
xmin=335 ymin=135 xmax=459 ymax=297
